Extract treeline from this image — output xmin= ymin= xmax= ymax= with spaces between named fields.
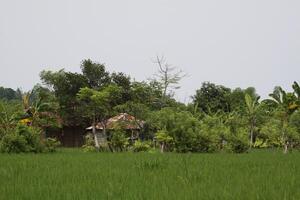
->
xmin=0 ymin=86 xmax=22 ymax=100
xmin=0 ymin=59 xmax=300 ymax=153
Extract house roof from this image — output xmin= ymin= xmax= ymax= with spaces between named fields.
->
xmin=86 ymin=113 xmax=144 ymax=130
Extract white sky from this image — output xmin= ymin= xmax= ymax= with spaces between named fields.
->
xmin=1 ymin=0 xmax=300 ymax=102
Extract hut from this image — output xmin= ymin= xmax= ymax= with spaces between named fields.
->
xmin=86 ymin=113 xmax=144 ymax=145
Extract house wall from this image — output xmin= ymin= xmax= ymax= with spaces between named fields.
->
xmin=46 ymin=126 xmax=85 ymax=147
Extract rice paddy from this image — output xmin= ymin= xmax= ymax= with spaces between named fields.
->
xmin=0 ymin=149 xmax=299 ymax=200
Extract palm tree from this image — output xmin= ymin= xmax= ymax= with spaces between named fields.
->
xmin=267 ymin=87 xmax=298 ymax=153
xmin=245 ymin=94 xmax=260 ymax=149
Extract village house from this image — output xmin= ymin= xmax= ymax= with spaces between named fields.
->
xmin=86 ymin=113 xmax=144 ymax=146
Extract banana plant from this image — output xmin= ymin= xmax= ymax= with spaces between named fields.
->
xmin=266 ymin=86 xmax=298 ymax=153
xmin=20 ymin=90 xmax=60 ymax=128
xmin=245 ymin=93 xmax=260 ymax=149
xmin=292 ymin=81 xmax=300 ymax=106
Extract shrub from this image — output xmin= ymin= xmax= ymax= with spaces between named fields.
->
xmin=0 ymin=133 xmax=28 ymax=153
xmin=84 ymin=133 xmax=95 ymax=146
xmin=44 ymin=138 xmax=61 ymax=152
xmin=0 ymin=125 xmax=43 ymax=153
xmin=109 ymin=129 xmax=129 ymax=152
xmin=191 ymin=133 xmax=218 ymax=153
xmin=260 ymin=119 xmax=283 ymax=147
xmin=82 ymin=133 xmax=97 ymax=152
xmin=225 ymin=131 xmax=249 ymax=153
xmin=228 ymin=137 xmax=248 ymax=153
xmin=82 ymin=145 xmax=97 ymax=152
xmin=132 ymin=140 xmax=151 ymax=152
xmin=15 ymin=125 xmax=43 ymax=153
xmin=155 ymin=130 xmax=174 ymax=153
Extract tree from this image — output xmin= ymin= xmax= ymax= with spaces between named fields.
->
xmin=192 ymin=82 xmax=231 ymax=114
xmin=77 ymin=85 xmax=122 ymax=149
xmin=111 ymin=72 xmax=131 ymax=103
xmin=152 ymin=55 xmax=186 ymax=104
xmin=229 ymin=87 xmax=259 ymax=113
xmin=77 ymin=88 xmax=102 ymax=149
xmin=81 ymin=59 xmax=111 ymax=89
xmin=40 ymin=69 xmax=88 ymax=126
xmin=266 ymin=86 xmax=298 ymax=153
xmin=148 ymin=108 xmax=204 ymax=153
xmin=0 ymin=100 xmax=22 ymax=137
xmin=289 ymin=111 xmax=300 ymax=149
xmin=40 ymin=60 xmax=130 ymax=126
xmin=19 ymin=86 xmax=60 ymax=129
xmin=109 ymin=129 xmax=129 ymax=152
xmin=155 ymin=130 xmax=173 ymax=153
xmin=130 ymin=81 xmax=163 ymax=110
xmin=244 ymin=93 xmax=260 ymax=149
xmin=0 ymin=87 xmax=18 ymax=100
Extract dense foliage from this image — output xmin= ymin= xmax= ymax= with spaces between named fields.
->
xmin=1 ymin=59 xmax=300 ymax=153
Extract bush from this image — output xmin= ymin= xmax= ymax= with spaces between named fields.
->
xmin=84 ymin=133 xmax=95 ymax=146
xmin=0 ymin=133 xmax=28 ymax=153
xmin=44 ymin=138 xmax=61 ymax=152
xmin=109 ymin=129 xmax=129 ymax=152
xmin=82 ymin=145 xmax=97 ymax=152
xmin=0 ymin=125 xmax=43 ymax=153
xmin=82 ymin=133 xmax=97 ymax=152
xmin=155 ymin=130 xmax=174 ymax=152
xmin=191 ymin=133 xmax=218 ymax=153
xmin=15 ymin=125 xmax=43 ymax=153
xmin=228 ymin=138 xmax=248 ymax=153
xmin=225 ymin=132 xmax=249 ymax=153
xmin=132 ymin=140 xmax=151 ymax=152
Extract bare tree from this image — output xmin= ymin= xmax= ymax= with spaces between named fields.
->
xmin=152 ymin=55 xmax=186 ymax=99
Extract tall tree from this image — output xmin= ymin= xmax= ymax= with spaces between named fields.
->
xmin=81 ymin=59 xmax=111 ymax=89
xmin=152 ymin=55 xmax=186 ymax=103
xmin=40 ymin=70 xmax=88 ymax=126
xmin=0 ymin=87 xmax=18 ymax=100
xmin=111 ymin=72 xmax=131 ymax=103
xmin=192 ymin=82 xmax=231 ymax=114
xmin=229 ymin=87 xmax=259 ymax=112
xmin=77 ymin=84 xmax=122 ymax=149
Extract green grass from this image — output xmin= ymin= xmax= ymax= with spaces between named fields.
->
xmin=0 ymin=149 xmax=299 ymax=200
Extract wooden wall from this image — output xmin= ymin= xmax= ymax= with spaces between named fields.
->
xmin=46 ymin=126 xmax=85 ymax=147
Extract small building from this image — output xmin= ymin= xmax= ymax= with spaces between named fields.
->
xmin=86 ymin=113 xmax=144 ymax=145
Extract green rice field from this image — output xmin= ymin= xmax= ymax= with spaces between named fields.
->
xmin=0 ymin=149 xmax=299 ymax=200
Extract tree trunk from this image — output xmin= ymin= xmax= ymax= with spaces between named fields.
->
xmin=102 ymin=125 xmax=113 ymax=152
xmin=92 ymin=116 xmax=100 ymax=150
xmin=160 ymin=143 xmax=165 ymax=153
xmin=282 ymin=125 xmax=287 ymax=154
xmin=284 ymin=143 xmax=288 ymax=154
xmin=249 ymin=125 xmax=254 ymax=150
xmin=131 ymin=130 xmax=134 ymax=144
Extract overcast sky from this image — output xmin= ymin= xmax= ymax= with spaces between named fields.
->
xmin=1 ymin=0 xmax=299 ymax=102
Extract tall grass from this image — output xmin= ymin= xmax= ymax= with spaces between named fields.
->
xmin=0 ymin=149 xmax=299 ymax=199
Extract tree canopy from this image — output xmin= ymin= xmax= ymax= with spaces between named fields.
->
xmin=1 ymin=59 xmax=300 ymax=154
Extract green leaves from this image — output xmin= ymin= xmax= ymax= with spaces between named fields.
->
xmin=155 ymin=130 xmax=173 ymax=143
